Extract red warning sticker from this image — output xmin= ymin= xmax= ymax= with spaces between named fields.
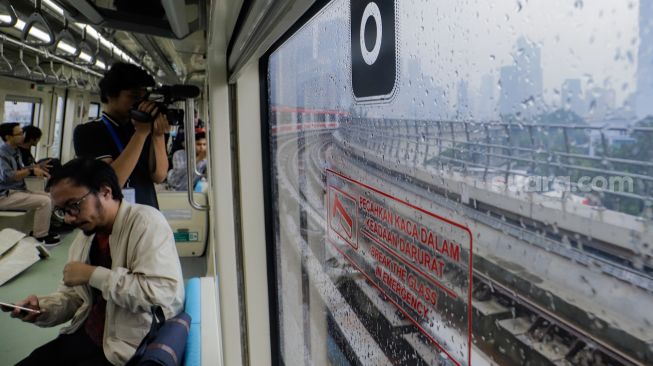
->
xmin=328 ymin=186 xmax=358 ymax=249
xmin=326 ymin=169 xmax=474 ymax=366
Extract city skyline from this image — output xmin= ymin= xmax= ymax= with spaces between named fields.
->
xmin=271 ymin=0 xmax=649 ymax=123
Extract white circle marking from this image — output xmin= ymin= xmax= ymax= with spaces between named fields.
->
xmin=360 ymin=2 xmax=382 ymax=66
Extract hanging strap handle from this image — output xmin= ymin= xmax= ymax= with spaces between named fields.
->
xmin=21 ymin=0 xmax=55 ymax=47
xmin=0 ymin=36 xmax=12 ymax=72
xmin=0 ymin=1 xmax=18 ymax=28
xmin=52 ymin=17 xmax=80 ymax=59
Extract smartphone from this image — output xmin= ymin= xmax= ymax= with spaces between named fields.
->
xmin=0 ymin=301 xmax=41 ymax=315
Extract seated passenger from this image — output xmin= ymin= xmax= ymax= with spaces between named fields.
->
xmin=18 ymin=125 xmax=61 ymax=175
xmin=166 ymin=132 xmax=208 ymax=191
xmin=0 ymin=123 xmax=59 ymax=244
xmin=169 ymin=109 xmax=206 ymax=156
xmin=194 ymin=108 xmax=206 ymax=132
xmin=1 ymin=158 xmax=185 ymax=366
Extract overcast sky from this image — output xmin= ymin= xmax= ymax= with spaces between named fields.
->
xmin=403 ymin=0 xmax=639 ymax=105
xmin=276 ymin=0 xmax=642 ymax=114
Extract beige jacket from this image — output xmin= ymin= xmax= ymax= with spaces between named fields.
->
xmin=34 ymin=200 xmax=185 ymax=365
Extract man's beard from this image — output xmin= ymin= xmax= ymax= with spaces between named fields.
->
xmin=82 ymin=227 xmax=96 ymax=236
xmin=81 ymin=198 xmax=107 ymax=235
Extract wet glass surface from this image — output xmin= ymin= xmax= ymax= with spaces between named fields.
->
xmin=267 ymin=1 xmax=653 ymax=365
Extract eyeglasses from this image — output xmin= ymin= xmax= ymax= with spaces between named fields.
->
xmin=53 ymin=191 xmax=93 ymax=219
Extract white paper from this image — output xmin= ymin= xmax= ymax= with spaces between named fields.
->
xmin=0 ymin=228 xmax=25 ymax=257
xmin=0 ymin=240 xmax=40 ymax=286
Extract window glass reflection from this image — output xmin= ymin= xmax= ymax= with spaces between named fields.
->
xmin=267 ymin=1 xmax=653 ymax=365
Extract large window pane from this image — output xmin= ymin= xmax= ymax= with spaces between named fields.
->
xmin=267 ymin=1 xmax=652 ymax=365
xmin=4 ymin=100 xmax=37 ymax=126
xmin=50 ymin=96 xmax=65 ymax=159
xmin=88 ymin=102 xmax=100 ymax=119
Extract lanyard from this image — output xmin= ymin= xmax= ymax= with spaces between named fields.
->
xmin=101 ymin=115 xmax=124 ymax=152
xmin=101 ymin=115 xmax=132 ymax=188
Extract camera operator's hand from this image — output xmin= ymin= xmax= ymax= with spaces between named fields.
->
xmin=132 ymin=100 xmax=159 ymax=136
xmin=152 ymin=110 xmax=171 ymax=137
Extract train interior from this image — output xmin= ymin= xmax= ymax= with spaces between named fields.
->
xmin=0 ymin=0 xmax=651 ymax=365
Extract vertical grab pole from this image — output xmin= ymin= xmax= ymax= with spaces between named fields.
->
xmin=185 ymin=98 xmax=209 ymax=210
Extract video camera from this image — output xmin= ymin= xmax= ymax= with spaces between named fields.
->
xmin=129 ymin=84 xmax=201 ymax=125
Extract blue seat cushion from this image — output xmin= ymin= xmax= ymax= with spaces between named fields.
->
xmin=183 ymin=277 xmax=202 ymax=366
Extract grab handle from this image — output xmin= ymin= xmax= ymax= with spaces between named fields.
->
xmin=21 ymin=0 xmax=55 ymax=47
xmin=0 ymin=36 xmax=12 ymax=72
xmin=185 ymin=98 xmax=209 ymax=211
xmin=0 ymin=2 xmax=18 ymax=28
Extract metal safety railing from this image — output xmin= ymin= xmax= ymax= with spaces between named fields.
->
xmin=338 ymin=117 xmax=653 ymax=217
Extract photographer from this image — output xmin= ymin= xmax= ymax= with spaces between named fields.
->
xmin=73 ymin=62 xmax=169 ymax=209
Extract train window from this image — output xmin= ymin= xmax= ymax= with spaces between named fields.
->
xmin=3 ymin=98 xmax=41 ymax=126
xmin=88 ymin=102 xmax=100 ymax=119
xmin=50 ymin=95 xmax=65 ymax=159
xmin=266 ymin=1 xmax=652 ymax=365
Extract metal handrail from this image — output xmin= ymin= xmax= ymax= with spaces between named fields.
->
xmin=31 ymin=54 xmax=46 ymax=81
xmin=0 ymin=1 xmax=17 ymax=28
xmin=338 ymin=117 xmax=653 ymax=213
xmin=47 ymin=58 xmax=60 ymax=82
xmin=57 ymin=63 xmax=69 ymax=85
xmin=51 ymin=17 xmax=80 ymax=59
xmin=74 ymin=26 xmax=97 ymax=66
xmin=185 ymin=98 xmax=209 ymax=211
xmin=0 ymin=32 xmax=102 ymax=78
xmin=21 ymin=0 xmax=54 ymax=47
xmin=0 ymin=36 xmax=12 ymax=72
xmin=344 ymin=119 xmax=653 ymax=172
xmin=15 ymin=47 xmax=32 ymax=76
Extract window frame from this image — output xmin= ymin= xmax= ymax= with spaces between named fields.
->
xmin=3 ymin=95 xmax=43 ymax=127
xmin=88 ymin=102 xmax=101 ymax=118
xmin=259 ymin=1 xmax=348 ymax=364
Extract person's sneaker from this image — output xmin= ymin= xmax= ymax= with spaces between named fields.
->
xmin=34 ymin=233 xmax=61 ymax=245
xmin=30 ymin=231 xmax=60 ymax=240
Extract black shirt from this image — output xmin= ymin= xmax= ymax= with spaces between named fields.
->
xmin=18 ymin=147 xmax=34 ymax=167
xmin=73 ymin=112 xmax=159 ymax=209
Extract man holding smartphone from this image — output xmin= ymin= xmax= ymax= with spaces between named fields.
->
xmin=2 ymin=158 xmax=184 ymax=366
xmin=0 ymin=123 xmax=59 ymax=244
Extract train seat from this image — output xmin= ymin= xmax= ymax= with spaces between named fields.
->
xmin=0 ymin=210 xmax=32 ymax=233
xmin=183 ymin=277 xmax=201 ymax=366
xmin=182 ymin=277 xmax=220 ymax=366
xmin=0 ymin=178 xmax=46 ymax=232
xmin=157 ymin=191 xmax=208 ymax=257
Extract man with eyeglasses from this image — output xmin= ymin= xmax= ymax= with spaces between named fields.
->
xmin=0 ymin=122 xmax=59 ymax=244
xmin=2 ymin=157 xmax=184 ymax=366
xmin=73 ymin=62 xmax=169 ymax=209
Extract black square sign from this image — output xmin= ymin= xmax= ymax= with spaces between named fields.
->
xmin=351 ymin=0 xmax=398 ymax=102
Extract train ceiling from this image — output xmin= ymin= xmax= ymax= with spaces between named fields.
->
xmin=0 ymin=0 xmax=207 ymax=86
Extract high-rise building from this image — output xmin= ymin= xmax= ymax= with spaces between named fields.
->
xmin=499 ymin=65 xmax=519 ymax=116
xmin=586 ymin=87 xmax=616 ymax=122
xmin=561 ymin=79 xmax=584 ymax=116
xmin=456 ymin=80 xmax=471 ymax=120
xmin=498 ymin=37 xmax=543 ymax=118
xmin=478 ymin=74 xmax=496 ymax=120
xmin=636 ymin=0 xmax=653 ymax=118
